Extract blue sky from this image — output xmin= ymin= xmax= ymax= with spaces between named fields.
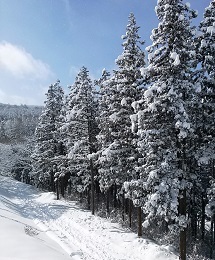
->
xmin=0 ymin=0 xmax=211 ymax=105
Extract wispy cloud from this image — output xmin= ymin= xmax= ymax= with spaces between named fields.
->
xmin=0 ymin=89 xmax=37 ymax=105
xmin=0 ymin=41 xmax=53 ymax=80
xmin=62 ymin=0 xmax=74 ymax=29
xmin=0 ymin=42 xmax=55 ymax=105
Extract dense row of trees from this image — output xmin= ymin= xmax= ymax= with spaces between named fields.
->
xmin=31 ymin=1 xmax=215 ymax=259
xmin=0 ymin=103 xmax=42 ymax=143
xmin=0 ymin=103 xmax=42 ymax=178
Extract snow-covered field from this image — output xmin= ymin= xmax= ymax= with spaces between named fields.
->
xmin=0 ymin=176 xmax=178 ymax=260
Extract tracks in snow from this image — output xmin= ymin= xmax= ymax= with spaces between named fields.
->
xmin=34 ymin=202 xmax=140 ymax=260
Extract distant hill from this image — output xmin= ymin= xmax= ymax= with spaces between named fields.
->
xmin=0 ymin=103 xmax=43 ymax=177
xmin=0 ymin=103 xmax=43 ymax=143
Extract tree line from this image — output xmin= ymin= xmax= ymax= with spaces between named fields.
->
xmin=30 ymin=1 xmax=215 ymax=259
xmin=0 ymin=103 xmax=42 ymax=143
xmin=0 ymin=103 xmax=42 ymax=178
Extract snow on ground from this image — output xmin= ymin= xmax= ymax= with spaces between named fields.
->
xmin=0 ymin=176 xmax=178 ymax=260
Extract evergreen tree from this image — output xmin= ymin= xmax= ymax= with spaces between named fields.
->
xmin=95 ymin=69 xmax=112 ymax=190
xmin=133 ymin=1 xmax=197 ymax=258
xmin=197 ymin=0 xmax=215 ymax=165
xmin=197 ymin=0 xmax=215 ymax=245
xmin=63 ymin=67 xmax=97 ymax=205
xmin=31 ymin=80 xmax=64 ymax=190
xmin=97 ymin=13 xmax=145 ymax=199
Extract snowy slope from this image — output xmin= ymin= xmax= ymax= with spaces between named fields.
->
xmin=0 ymin=176 xmax=178 ymax=260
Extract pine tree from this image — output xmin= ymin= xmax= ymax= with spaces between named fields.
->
xmin=95 ymin=69 xmax=112 ymax=189
xmin=197 ymin=0 xmax=215 ymax=165
xmin=95 ymin=69 xmax=116 ymax=212
xmin=133 ymin=1 xmax=197 ymax=258
xmin=197 ymin=0 xmax=215 ymax=246
xmin=63 ymin=67 xmax=97 ymax=211
xmin=97 ymin=13 xmax=145 ymax=203
xmin=31 ymin=80 xmax=64 ymax=190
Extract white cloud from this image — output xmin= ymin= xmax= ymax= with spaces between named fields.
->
xmin=0 ymin=41 xmax=53 ymax=80
xmin=0 ymin=42 xmax=55 ymax=105
xmin=0 ymin=89 xmax=36 ymax=105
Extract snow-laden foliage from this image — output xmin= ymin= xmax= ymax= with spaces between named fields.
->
xmin=31 ymin=80 xmax=64 ymax=190
xmin=135 ymin=0 xmax=197 ymax=228
xmin=63 ymin=67 xmax=97 ymax=193
xmin=206 ymin=177 xmax=215 ymax=218
xmin=96 ymin=13 xmax=145 ymax=193
xmin=0 ymin=103 xmax=42 ymax=143
xmin=0 ymin=104 xmax=42 ymax=178
xmin=195 ymin=0 xmax=215 ymax=164
xmin=0 ymin=142 xmax=33 ymax=180
xmin=196 ymin=1 xmax=215 ymax=224
xmin=199 ymin=1 xmax=215 ymax=80
xmin=19 ymin=4 xmax=215 ymax=258
xmin=115 ymin=12 xmax=145 ymax=93
xmin=95 ymin=69 xmax=114 ymax=190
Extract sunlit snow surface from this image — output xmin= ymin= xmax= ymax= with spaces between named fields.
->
xmin=0 ymin=176 xmax=178 ymax=260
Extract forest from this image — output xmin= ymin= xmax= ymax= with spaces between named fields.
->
xmin=1 ymin=1 xmax=215 ymax=260
xmin=0 ymin=103 xmax=42 ymax=177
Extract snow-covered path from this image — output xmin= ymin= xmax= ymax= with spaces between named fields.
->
xmin=0 ymin=176 xmax=178 ymax=260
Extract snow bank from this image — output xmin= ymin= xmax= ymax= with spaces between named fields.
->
xmin=0 ymin=177 xmax=71 ymax=260
xmin=0 ymin=176 xmax=178 ymax=260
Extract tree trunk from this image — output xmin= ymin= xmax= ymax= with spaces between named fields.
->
xmin=180 ymin=228 xmax=186 ymax=260
xmin=106 ymin=188 xmax=110 ymax=214
xmin=87 ymin=189 xmax=90 ymax=210
xmin=79 ymin=192 xmax=83 ymax=203
xmin=67 ymin=180 xmax=71 ymax=196
xmin=94 ymin=175 xmax=100 ymax=210
xmin=190 ymin=187 xmax=197 ymax=238
xmin=137 ymin=206 xmax=142 ymax=237
xmin=212 ymin=159 xmax=215 ymax=178
xmin=214 ymin=214 xmax=215 ymax=249
xmin=95 ymin=181 xmax=100 ymax=211
xmin=125 ymin=198 xmax=129 ymax=214
xmin=50 ymin=170 xmax=55 ymax=192
xmin=56 ymin=178 xmax=59 ymax=200
xmin=122 ymin=191 xmax=125 ymax=221
xmin=113 ymin=183 xmax=117 ymax=208
xmin=90 ymin=159 xmax=95 ymax=215
xmin=210 ymin=214 xmax=215 ymax=259
xmin=201 ymin=192 xmax=206 ymax=240
xmin=60 ymin=177 xmax=65 ymax=197
xmin=179 ymin=189 xmax=186 ymax=260
xmin=129 ymin=199 xmax=132 ymax=228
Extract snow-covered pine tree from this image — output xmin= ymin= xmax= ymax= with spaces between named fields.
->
xmin=97 ymin=14 xmax=145 ymax=206
xmin=135 ymin=1 xmax=197 ymax=258
xmin=95 ymin=69 xmax=116 ymax=212
xmin=52 ymin=86 xmax=69 ymax=199
xmin=194 ymin=0 xmax=215 ymax=168
xmin=199 ymin=2 xmax=215 ymax=162
xmin=95 ymin=69 xmax=111 ymax=185
xmin=63 ymin=67 xmax=97 ymax=210
xmin=31 ymin=80 xmax=64 ymax=191
xmin=197 ymin=0 xmax=215 ymax=243
xmin=115 ymin=12 xmax=145 ymax=97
